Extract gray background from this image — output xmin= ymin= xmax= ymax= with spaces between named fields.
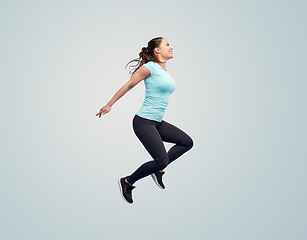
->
xmin=1 ymin=0 xmax=306 ymax=239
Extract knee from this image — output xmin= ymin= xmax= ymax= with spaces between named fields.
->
xmin=183 ymin=137 xmax=194 ymax=150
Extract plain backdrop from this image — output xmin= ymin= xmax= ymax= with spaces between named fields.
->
xmin=1 ymin=0 xmax=306 ymax=239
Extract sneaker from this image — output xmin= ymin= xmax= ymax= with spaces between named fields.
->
xmin=151 ymin=171 xmax=165 ymax=189
xmin=118 ymin=177 xmax=135 ymax=204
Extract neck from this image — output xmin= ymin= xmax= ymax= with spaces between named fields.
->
xmin=156 ymin=60 xmax=167 ymax=70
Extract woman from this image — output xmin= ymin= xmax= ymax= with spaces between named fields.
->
xmin=96 ymin=37 xmax=194 ymax=204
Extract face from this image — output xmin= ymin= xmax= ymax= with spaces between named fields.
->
xmin=155 ymin=38 xmax=173 ymax=60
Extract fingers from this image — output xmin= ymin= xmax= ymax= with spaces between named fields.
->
xmin=96 ymin=110 xmax=102 ymax=117
xmin=96 ymin=108 xmax=110 ymax=117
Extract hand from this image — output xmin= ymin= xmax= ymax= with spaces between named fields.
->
xmin=96 ymin=104 xmax=111 ymax=118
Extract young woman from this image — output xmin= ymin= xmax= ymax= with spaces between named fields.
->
xmin=96 ymin=37 xmax=194 ymax=204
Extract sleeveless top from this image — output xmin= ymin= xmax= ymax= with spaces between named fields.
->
xmin=136 ymin=61 xmax=176 ymax=122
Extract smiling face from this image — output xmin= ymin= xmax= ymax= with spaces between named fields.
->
xmin=155 ymin=38 xmax=173 ymax=61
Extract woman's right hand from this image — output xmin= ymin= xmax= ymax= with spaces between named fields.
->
xmin=96 ymin=104 xmax=111 ymax=118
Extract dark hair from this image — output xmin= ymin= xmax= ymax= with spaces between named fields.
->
xmin=125 ymin=37 xmax=164 ymax=75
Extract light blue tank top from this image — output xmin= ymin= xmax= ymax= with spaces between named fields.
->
xmin=136 ymin=61 xmax=176 ymax=122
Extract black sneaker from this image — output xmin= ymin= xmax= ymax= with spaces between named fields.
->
xmin=118 ymin=177 xmax=135 ymax=204
xmin=151 ymin=171 xmax=165 ymax=189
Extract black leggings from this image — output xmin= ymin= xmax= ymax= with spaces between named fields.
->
xmin=126 ymin=114 xmax=194 ymax=185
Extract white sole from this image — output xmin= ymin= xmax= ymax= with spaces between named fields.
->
xmin=151 ymin=173 xmax=164 ymax=189
xmin=118 ymin=179 xmax=132 ymax=204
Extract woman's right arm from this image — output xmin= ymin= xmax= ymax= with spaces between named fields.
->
xmin=96 ymin=66 xmax=150 ymax=117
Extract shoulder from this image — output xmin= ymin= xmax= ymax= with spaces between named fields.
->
xmin=142 ymin=61 xmax=156 ymax=74
xmin=143 ymin=60 xmax=155 ymax=65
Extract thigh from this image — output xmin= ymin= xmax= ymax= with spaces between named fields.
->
xmin=157 ymin=120 xmax=193 ymax=145
xmin=133 ymin=116 xmax=167 ymax=160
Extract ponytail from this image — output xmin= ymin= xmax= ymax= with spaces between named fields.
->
xmin=125 ymin=37 xmax=163 ymax=75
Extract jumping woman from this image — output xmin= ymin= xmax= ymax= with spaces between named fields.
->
xmin=96 ymin=37 xmax=194 ymax=204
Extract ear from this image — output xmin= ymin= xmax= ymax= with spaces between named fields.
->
xmin=154 ymin=47 xmax=160 ymax=54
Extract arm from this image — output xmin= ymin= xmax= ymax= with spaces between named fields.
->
xmin=96 ymin=66 xmax=150 ymax=117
